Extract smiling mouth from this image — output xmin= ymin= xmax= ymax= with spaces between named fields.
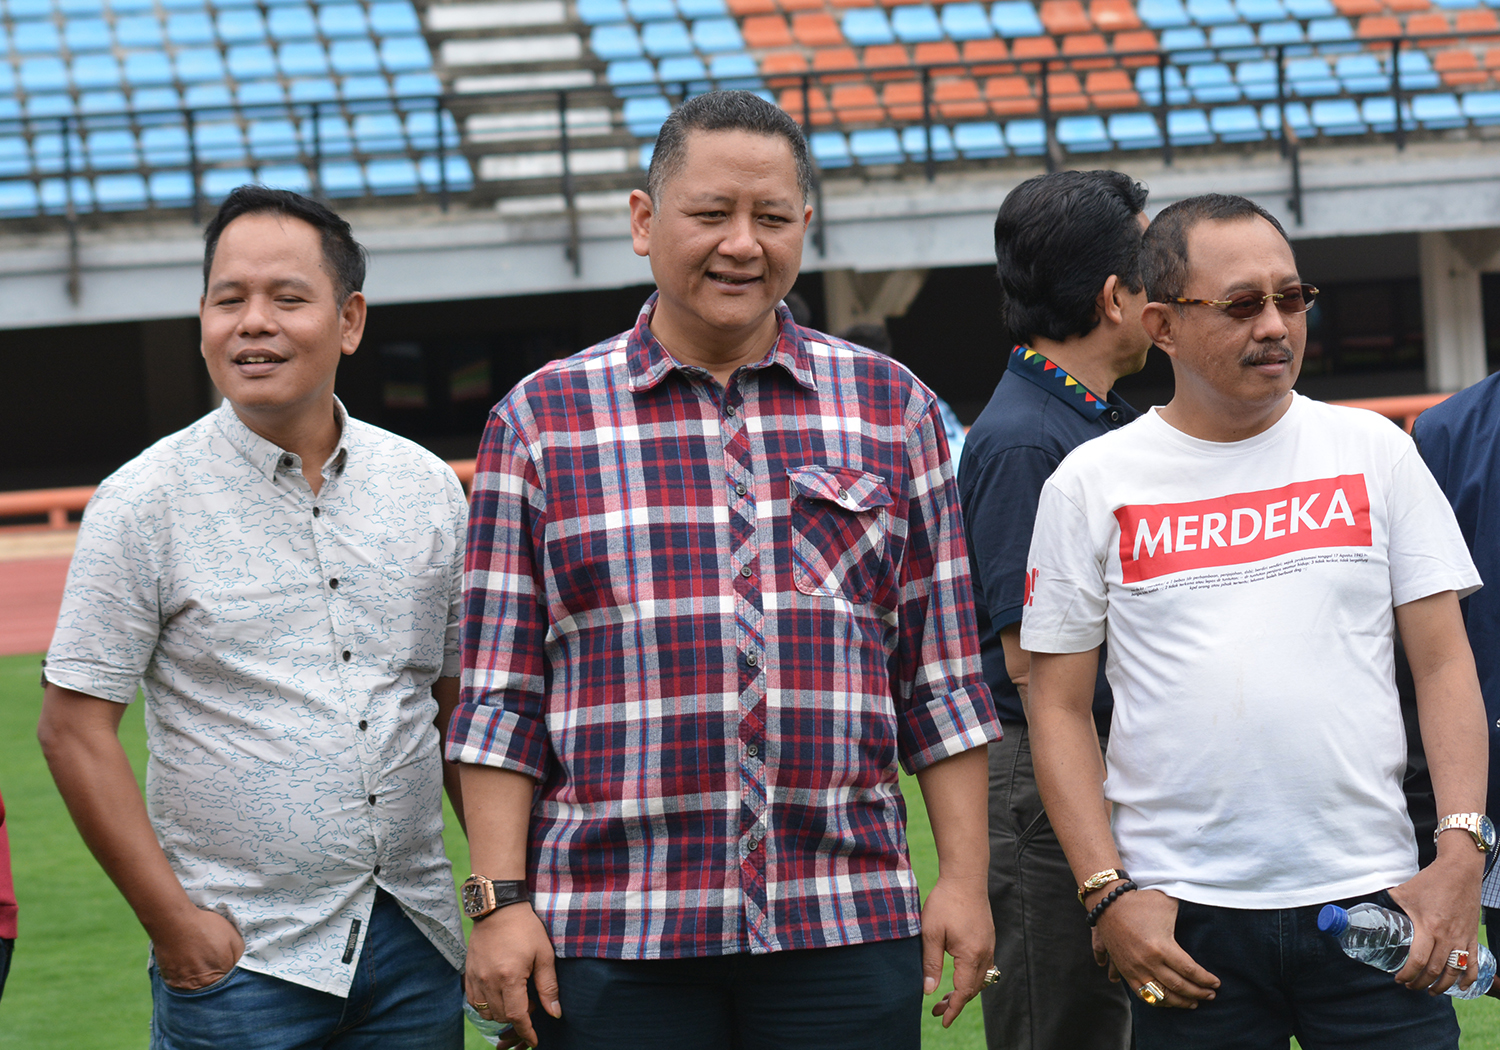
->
xmin=234 ymin=352 xmax=286 ymax=365
xmin=709 ymin=272 xmax=761 ymax=286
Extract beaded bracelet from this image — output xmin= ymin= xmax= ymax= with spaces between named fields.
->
xmin=1084 ymin=880 xmax=1138 ymax=928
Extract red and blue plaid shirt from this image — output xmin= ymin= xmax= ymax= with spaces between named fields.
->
xmin=449 ymin=295 xmax=998 ymax=960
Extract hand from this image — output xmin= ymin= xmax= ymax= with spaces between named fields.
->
xmin=466 ymin=904 xmax=561 ymax=1048
xmin=1093 ymin=889 xmax=1218 ymax=1009
xmin=922 ymin=874 xmax=994 ymax=1028
xmin=1387 ymin=846 xmax=1483 ymax=995
xmin=1091 ymin=926 xmax=1122 ymax=981
xmin=153 ymin=907 xmax=244 ymax=991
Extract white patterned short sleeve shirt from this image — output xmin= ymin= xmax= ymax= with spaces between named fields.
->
xmin=45 ymin=400 xmax=467 ymax=996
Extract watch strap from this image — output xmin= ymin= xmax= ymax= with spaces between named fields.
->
xmin=462 ymin=874 xmax=530 ymax=921
xmin=1434 ymin=813 xmax=1490 ymax=852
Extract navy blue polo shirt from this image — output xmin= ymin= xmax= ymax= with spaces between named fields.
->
xmin=1412 ymin=374 xmax=1500 ymax=821
xmin=957 ymin=346 xmax=1138 ymax=728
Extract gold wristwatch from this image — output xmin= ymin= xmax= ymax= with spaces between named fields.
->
xmin=1434 ymin=813 xmax=1496 ymax=853
xmin=460 ymin=874 xmax=529 ymax=921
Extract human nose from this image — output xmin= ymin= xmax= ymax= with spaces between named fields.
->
xmin=1251 ymin=293 xmax=1289 ymax=340
xmin=237 ymin=294 xmax=278 ymax=336
xmin=717 ymin=213 xmax=761 ymax=260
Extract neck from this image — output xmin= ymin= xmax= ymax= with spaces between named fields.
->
xmin=1027 ymin=336 xmax=1126 ymax=401
xmin=649 ymin=302 xmax=781 ymax=388
xmin=1158 ymin=382 xmax=1294 ymax=442
xmin=230 ymin=395 xmax=342 ymax=495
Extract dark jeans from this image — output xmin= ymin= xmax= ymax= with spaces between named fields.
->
xmin=149 ymin=890 xmax=461 ymax=1050
xmin=532 ymin=936 xmax=923 ymax=1050
xmin=1133 ymin=892 xmax=1459 ymax=1050
xmin=981 ymin=721 xmax=1131 ymax=1050
xmin=0 ymin=937 xmax=11 ymax=1003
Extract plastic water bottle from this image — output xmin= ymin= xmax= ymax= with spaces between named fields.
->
xmin=463 ymin=998 xmax=514 ymax=1046
xmin=1317 ymin=902 xmax=1496 ymax=999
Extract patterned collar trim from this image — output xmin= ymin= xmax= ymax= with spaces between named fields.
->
xmin=626 ymin=292 xmax=818 ymax=394
xmin=214 ymin=397 xmax=352 ymax=482
xmin=1007 ymin=345 xmax=1113 ymax=422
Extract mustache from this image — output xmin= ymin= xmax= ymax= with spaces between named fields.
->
xmin=1240 ymin=343 xmax=1294 ymax=367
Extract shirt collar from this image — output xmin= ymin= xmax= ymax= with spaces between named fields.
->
xmin=1007 ymin=345 xmax=1130 ymax=423
xmin=625 ymin=291 xmax=819 ymax=394
xmin=213 ymin=397 xmax=352 ymax=483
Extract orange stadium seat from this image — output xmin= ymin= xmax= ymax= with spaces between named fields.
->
xmin=1407 ymin=12 xmax=1451 ymax=34
xmin=762 ymin=49 xmax=810 ymax=85
xmin=793 ymin=12 xmax=844 ymax=45
xmin=813 ymin=46 xmax=863 ymax=78
xmin=880 ymin=0 xmax=926 ymax=7
xmin=1063 ymin=32 xmax=1113 ymax=68
xmin=1357 ymin=14 xmax=1401 ymax=45
xmin=727 ymin=0 xmax=778 ymax=14
xmin=829 ymin=0 xmax=876 ymax=7
xmin=1090 ymin=0 xmax=1142 ymax=31
xmin=781 ymin=0 xmax=827 ymax=10
xmin=778 ymin=85 xmax=834 ymax=122
xmin=881 ymin=78 xmax=927 ymax=118
xmin=1485 ymin=44 xmax=1500 ymax=66
xmin=1012 ymin=35 xmax=1061 ymax=59
xmin=1086 ymin=67 xmax=1140 ymax=106
xmin=1435 ymin=47 xmax=1486 ymax=83
xmin=831 ymin=82 xmax=886 ymax=120
xmin=1333 ymin=0 xmax=1383 ymax=16
xmin=864 ymin=42 xmax=914 ymax=76
xmin=1045 ymin=70 xmax=1090 ymax=109
xmin=986 ymin=74 xmax=1039 ymax=113
xmin=1113 ymin=29 xmax=1160 ymax=64
xmin=914 ymin=39 xmax=965 ymax=71
xmin=1040 ymin=0 xmax=1093 ymax=34
xmin=1385 ymin=0 xmax=1431 ymax=12
xmin=963 ymin=37 xmax=1014 ymax=75
xmin=934 ymin=76 xmax=988 ymax=115
xmin=743 ymin=14 xmax=794 ymax=47
xmin=1456 ymin=7 xmax=1500 ymax=34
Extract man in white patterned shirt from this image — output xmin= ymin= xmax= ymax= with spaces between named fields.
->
xmin=38 ymin=186 xmax=468 ymax=1049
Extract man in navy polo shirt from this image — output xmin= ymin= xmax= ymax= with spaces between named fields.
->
xmin=1413 ymin=377 xmax=1500 ymax=953
xmin=958 ymin=170 xmax=1152 ymax=1050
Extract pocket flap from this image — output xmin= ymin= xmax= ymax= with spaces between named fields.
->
xmin=787 ymin=465 xmax=893 ymax=512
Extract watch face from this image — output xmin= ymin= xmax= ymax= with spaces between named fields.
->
xmin=462 ymin=878 xmax=491 ymax=917
xmin=1480 ymin=815 xmax=1496 ymax=850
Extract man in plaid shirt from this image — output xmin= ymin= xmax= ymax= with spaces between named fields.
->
xmin=448 ymin=90 xmax=1000 ymax=1049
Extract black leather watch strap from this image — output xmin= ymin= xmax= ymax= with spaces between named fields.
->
xmin=472 ymin=879 xmax=529 ymax=921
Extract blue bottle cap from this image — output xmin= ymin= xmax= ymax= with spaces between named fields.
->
xmin=1318 ymin=904 xmax=1349 ymax=936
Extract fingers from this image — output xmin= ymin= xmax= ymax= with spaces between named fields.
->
xmin=920 ymin=925 xmax=944 ymax=996
xmin=533 ymin=947 xmax=563 ymax=1019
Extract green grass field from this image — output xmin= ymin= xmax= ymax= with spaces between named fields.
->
xmin=0 ymin=647 xmax=1494 ymax=1047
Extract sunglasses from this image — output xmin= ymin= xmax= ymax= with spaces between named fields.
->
xmin=1169 ymin=284 xmax=1319 ymax=320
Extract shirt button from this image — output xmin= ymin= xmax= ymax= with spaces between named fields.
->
xmin=342 ymin=650 xmax=352 ymax=662
xmin=358 ymin=719 xmax=368 ymax=731
xmin=313 ymin=507 xmax=321 ymax=518
xmin=725 ymin=404 xmax=736 ymax=417
xmin=329 ymin=578 xmax=339 ymax=589
xmin=373 ymin=864 xmax=381 ymax=876
xmin=745 ymin=651 xmax=758 ymax=667
xmin=837 ymin=488 xmax=849 ymax=500
xmin=367 ymin=794 xmax=376 ymax=805
xmin=281 ymin=456 xmax=294 ymax=469
xmin=747 ymin=744 xmax=759 ymax=757
xmin=735 ymin=482 xmax=747 ymax=497
xmin=748 ymin=837 xmax=761 ymax=851
xmin=1109 ymin=410 xmax=1121 ymax=423
xmin=740 ymin=564 xmax=752 ymax=578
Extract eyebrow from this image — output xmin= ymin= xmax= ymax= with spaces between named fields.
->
xmin=208 ymin=276 xmax=320 ymax=297
xmin=683 ymin=193 xmax=797 ymax=210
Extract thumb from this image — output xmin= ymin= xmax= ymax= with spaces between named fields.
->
xmin=921 ymin=923 xmax=944 ymax=995
xmin=534 ymin=952 xmax=562 ymax=1018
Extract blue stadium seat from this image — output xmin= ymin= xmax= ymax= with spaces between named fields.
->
xmin=623 ymin=94 xmax=672 ymax=135
xmin=72 ymin=54 xmax=123 ymax=89
xmin=1395 ymin=51 xmax=1440 ymax=91
xmin=254 ymin=163 xmax=311 ymax=191
xmin=32 ymin=132 xmax=86 ymax=173
xmin=148 ymin=170 xmax=193 ymax=206
xmin=418 ymin=154 xmax=473 ymax=190
xmin=628 ymin=0 xmax=678 ymax=19
xmin=320 ymin=4 xmax=369 ymax=37
xmin=332 ymin=40 xmax=382 ymax=74
xmin=592 ymin=24 xmax=644 ymax=59
xmin=1311 ymin=97 xmax=1364 ymax=133
xmin=1462 ymin=90 xmax=1500 ymax=123
xmin=229 ymin=45 xmax=279 ymax=79
xmin=202 ymin=167 xmax=254 ymax=200
xmin=366 ymin=158 xmax=419 ymax=194
xmin=115 ymin=15 xmax=165 ymax=45
xmin=677 ymin=0 xmax=727 ymax=16
xmin=218 ymin=8 xmax=268 ymax=42
xmin=354 ymin=112 xmax=406 ymax=151
xmin=1287 ymin=56 xmax=1338 ymax=95
xmin=901 ymin=124 xmax=956 ymax=159
xmin=66 ymin=18 xmax=113 ymax=50
xmin=1136 ymin=64 xmax=1191 ymax=105
xmin=28 ymin=95 xmax=77 ymax=117
xmin=7 ymin=0 xmax=51 ymax=13
xmin=124 ymin=50 xmax=177 ymax=86
xmin=1209 ymin=104 xmax=1264 ymax=139
xmin=60 ymin=0 xmax=108 ymax=12
xmin=404 ymin=108 xmax=459 ymax=148
xmin=850 ymin=126 xmax=906 ymax=162
xmin=185 ymin=83 xmax=234 ymax=108
xmin=843 ymin=9 xmax=895 ymax=45
xmin=40 ymin=177 xmax=94 ymax=214
xmin=657 ymin=55 xmax=708 ymax=86
xmin=95 ymin=173 xmax=149 ymax=208
xmin=22 ymin=58 xmax=69 ymax=93
xmin=166 ymin=12 xmax=216 ymax=43
xmin=307 ymin=114 xmax=354 ymax=154
xmin=131 ymin=86 xmax=182 ymax=115
xmin=607 ymin=59 xmax=658 ymax=90
xmin=1257 ymin=19 xmax=1304 ymax=47
xmin=1188 ymin=62 xmax=1241 ymax=101
xmin=393 ymin=72 xmax=440 ymax=96
xmin=1306 ymin=16 xmax=1356 ymax=51
xmin=141 ymin=125 xmax=190 ymax=165
xmin=1359 ymin=96 xmax=1408 ymax=131
xmin=1137 ymin=0 xmax=1192 ymax=27
xmin=281 ymin=42 xmax=330 ymax=75
xmin=80 ymin=89 xmax=127 ymax=113
xmin=341 ymin=75 xmax=392 ymax=100
xmin=642 ymin=20 xmax=694 ymax=56
xmin=381 ymin=36 xmax=432 ymax=71
xmin=1235 ymin=0 xmax=1285 ymax=20
xmin=269 ymin=6 xmax=319 ymax=39
xmin=1259 ymin=99 xmax=1311 ymax=131
xmin=1210 ymin=23 xmax=1260 ymax=59
xmin=1433 ymin=0 xmax=1480 ymax=7
xmin=893 ymin=6 xmax=945 ymax=42
xmin=238 ymin=80 xmax=285 ymax=105
xmin=1336 ymin=53 xmax=1388 ymax=92
xmin=1162 ymin=27 xmax=1213 ymax=62
xmin=1187 ymin=0 xmax=1237 ymax=24
xmin=1005 ymin=119 xmax=1046 ymax=154
xmin=990 ymin=1 xmax=1047 ymax=36
xmin=1057 ymin=114 xmax=1109 ymax=151
xmin=0 ymin=139 xmax=29 ymax=177
xmin=80 ymin=130 xmax=135 ymax=171
xmin=248 ymin=118 xmax=302 ymax=158
xmin=176 ymin=49 xmax=226 ymax=82
xmin=369 ymin=2 xmax=421 ymax=35
xmin=1412 ymin=92 xmax=1465 ymax=128
xmin=942 ymin=3 xmax=994 ymax=39
xmin=1167 ymin=108 xmax=1214 ymax=142
xmin=1235 ymin=58 xmax=1279 ymax=98
xmin=953 ymin=121 xmax=1007 ymax=156
xmin=709 ymin=51 xmax=760 ymax=88
xmin=14 ymin=20 xmax=61 ymax=52
xmin=195 ymin=121 xmax=246 ymax=161
xmin=578 ymin=0 xmax=629 ymax=22
xmin=693 ymin=18 xmax=743 ymax=51
xmin=1282 ymin=0 xmax=1333 ymax=16
xmin=290 ymin=76 xmax=340 ymax=102
xmin=0 ymin=181 xmax=40 ymax=216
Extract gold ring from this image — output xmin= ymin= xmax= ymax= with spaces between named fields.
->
xmin=1447 ymin=949 xmax=1470 ymax=971
xmin=1137 ymin=980 xmax=1166 ymax=1005
xmin=470 ymin=1001 xmax=490 ymax=1011
xmin=981 ymin=966 xmax=1001 ymax=988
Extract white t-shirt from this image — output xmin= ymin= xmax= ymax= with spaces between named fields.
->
xmin=1021 ymin=393 xmax=1481 ymax=909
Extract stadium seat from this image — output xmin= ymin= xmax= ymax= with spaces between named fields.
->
xmin=1234 ymin=58 xmax=1280 ymax=98
xmin=321 ymin=160 xmax=365 ymax=195
xmin=1211 ymin=23 xmax=1262 ymax=58
xmin=1136 ymin=63 xmax=1191 ymax=104
xmin=1283 ymin=0 xmax=1334 ymax=15
xmin=843 ymin=8 xmax=896 ymax=42
xmin=709 ymin=51 xmax=762 ymax=86
xmin=141 ymin=125 xmax=191 ymax=166
xmin=94 ymin=173 xmax=150 ymax=209
xmin=1306 ymin=16 xmax=1357 ymax=50
xmin=1210 ymin=103 xmax=1265 ymax=137
xmin=269 ymin=6 xmax=319 ymax=39
xmin=1108 ymin=110 xmax=1163 ymax=145
xmin=1039 ymin=0 xmax=1093 ymax=33
xmin=148 ymin=170 xmax=194 ymax=205
xmin=987 ymin=74 xmax=1038 ymax=113
xmin=229 ymin=46 xmax=280 ymax=79
xmin=28 ymin=94 xmax=77 ymax=117
xmin=952 ymin=120 xmax=1007 ymax=155
xmin=1288 ymin=55 xmax=1340 ymax=94
xmin=166 ymin=12 xmax=215 ymax=43
xmin=892 ymin=6 xmax=944 ymax=41
xmin=353 ymin=112 xmax=407 ymax=152
xmin=0 ymin=140 xmax=29 ymax=178
xmin=623 ymin=94 xmax=672 ymax=134
xmin=1162 ymin=26 xmax=1214 ymax=61
xmin=943 ymin=3 xmax=995 ymax=37
xmin=81 ymin=90 xmax=128 ymax=113
xmin=394 ymin=72 xmax=440 ymax=96
xmin=1454 ymin=7 xmax=1500 ymax=30
xmin=1257 ymin=18 xmax=1305 ymax=47
xmin=1259 ymin=98 xmax=1312 ymax=130
xmin=1396 ymin=50 xmax=1442 ymax=89
xmin=370 ymin=2 xmax=422 ymax=34
xmin=990 ymin=1 xmax=1048 ymax=36
xmin=1462 ymin=90 xmax=1500 ymax=122
xmin=248 ymin=119 xmax=302 ymax=158
xmin=578 ymin=0 xmax=628 ymax=17
xmin=1056 ymin=113 xmax=1109 ymax=149
xmin=280 ymin=42 xmax=331 ymax=75
xmin=693 ymin=18 xmax=745 ymax=50
xmin=258 ymin=163 xmax=313 ymax=192
xmin=740 ymin=15 xmax=791 ymax=46
xmin=0 ymin=181 xmax=40 ymax=216
xmin=657 ymin=55 xmax=708 ymax=83
xmin=290 ymin=76 xmax=340 ymax=102
xmin=1188 ymin=61 xmax=1241 ymax=100
xmin=65 ymin=18 xmax=112 ymax=50
xmin=901 ymin=123 xmax=956 ymax=158
xmin=629 ymin=0 xmax=678 ymax=19
xmin=1004 ymin=117 xmax=1046 ymax=153
xmin=419 ymin=154 xmax=474 ymax=190
xmin=1337 ymin=52 xmax=1390 ymax=91
xmin=22 ymin=58 xmax=69 ymax=93
xmin=184 ymin=83 xmax=234 ymax=108
xmin=202 ymin=167 xmax=254 ymax=200
xmin=331 ymin=40 xmax=382 ymax=74
xmin=175 ymin=49 xmax=226 ymax=82
xmin=218 ymin=8 xmax=268 ymax=41
xmin=73 ymin=54 xmax=124 ymax=89
xmin=607 ymin=59 xmax=659 ymax=89
xmin=320 ymin=4 xmax=370 ymax=37
xmin=1311 ymin=97 xmax=1366 ymax=132
xmin=382 ymin=37 xmax=434 ymax=72
xmin=195 ymin=121 xmax=247 ymax=162
xmin=1433 ymin=48 xmax=1485 ymax=86
xmin=1086 ymin=68 xmax=1139 ymax=105
xmin=642 ymin=19 xmax=695 ymax=54
xmin=1187 ymin=0 xmax=1239 ymax=22
xmin=1091 ymin=0 xmax=1142 ymax=29
xmin=1137 ymin=0 xmax=1193 ymax=25
xmin=1236 ymin=0 xmax=1286 ymax=19
xmin=1412 ymin=91 xmax=1465 ymax=126
xmin=365 ymin=158 xmax=419 ymax=194
xmin=831 ymin=81 xmax=883 ymax=119
xmin=809 ymin=130 xmax=851 ymax=166
xmin=87 ymin=129 xmax=139 ymax=169
xmin=238 ymin=80 xmax=286 ymax=105
xmin=116 ymin=15 xmax=165 ymax=46
xmin=40 ymin=176 xmax=94 ymax=214
xmin=935 ymin=77 xmax=987 ymax=116
xmin=1167 ymin=107 xmax=1214 ymax=141
xmin=849 ymin=126 xmax=906 ymax=160
xmin=679 ymin=0 xmax=728 ymax=16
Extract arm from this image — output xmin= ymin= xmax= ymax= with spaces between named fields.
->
xmin=916 ymin=745 xmax=994 ymax=1027
xmin=37 ymin=684 xmax=243 ymax=990
xmin=460 ymin=764 xmax=559 ymax=1046
xmin=1000 ymin=625 xmax=1029 ymax=709
xmin=1029 ymin=648 xmax=1219 ymax=1008
xmin=432 ymin=677 xmax=465 ymax=836
xmin=1387 ymin=590 xmax=1487 ymax=995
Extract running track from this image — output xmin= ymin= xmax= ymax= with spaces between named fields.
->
xmin=0 ymin=531 xmax=74 ymax=657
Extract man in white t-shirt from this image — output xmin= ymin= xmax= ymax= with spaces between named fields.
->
xmin=1023 ymin=193 xmax=1488 ymax=1049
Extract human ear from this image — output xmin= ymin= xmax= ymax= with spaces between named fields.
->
xmin=340 ymin=291 xmax=367 ymax=356
xmin=629 ymin=189 xmax=654 ymax=258
xmin=1098 ymin=275 xmax=1125 ymax=325
xmin=1141 ymin=302 xmax=1177 ymax=357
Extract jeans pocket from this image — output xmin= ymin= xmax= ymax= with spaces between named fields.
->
xmin=787 ymin=465 xmax=895 ymax=605
xmin=155 ymin=964 xmax=243 ymax=998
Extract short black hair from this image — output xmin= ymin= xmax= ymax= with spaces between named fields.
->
xmin=1141 ymin=193 xmax=1292 ymax=303
xmin=202 ymin=185 xmax=368 ymax=303
xmin=647 ymin=90 xmax=812 ymax=205
xmin=992 ymin=170 xmax=1149 ymax=348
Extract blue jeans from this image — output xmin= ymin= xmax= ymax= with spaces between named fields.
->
xmin=533 ymin=936 xmax=924 ymax=1050
xmin=1132 ymin=891 xmax=1459 ymax=1050
xmin=0 ymin=937 xmax=12 ymax=1003
xmin=150 ymin=890 xmax=462 ymax=1050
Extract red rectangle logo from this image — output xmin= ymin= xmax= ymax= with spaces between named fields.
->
xmin=1113 ymin=474 xmax=1373 ymax=583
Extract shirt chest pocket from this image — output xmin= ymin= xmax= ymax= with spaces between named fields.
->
xmin=787 ymin=465 xmax=896 ymax=605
